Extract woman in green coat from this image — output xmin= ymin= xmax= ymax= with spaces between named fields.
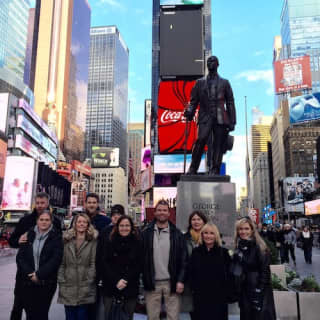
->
xmin=57 ymin=213 xmax=98 ymax=320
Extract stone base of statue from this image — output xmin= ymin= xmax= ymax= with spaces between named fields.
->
xmin=177 ymin=175 xmax=236 ymax=248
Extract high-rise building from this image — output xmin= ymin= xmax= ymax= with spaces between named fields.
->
xmin=85 ymin=26 xmax=129 ymax=173
xmin=33 ymin=0 xmax=91 ymax=161
xmin=280 ymin=0 xmax=320 ymax=91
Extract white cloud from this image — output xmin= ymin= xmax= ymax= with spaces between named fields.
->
xmin=71 ymin=42 xmax=81 ymax=55
xmin=235 ymin=69 xmax=274 ymax=95
xmin=98 ymin=0 xmax=126 ymax=10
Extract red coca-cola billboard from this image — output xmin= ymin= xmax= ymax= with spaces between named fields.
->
xmin=158 ymin=80 xmax=199 ymax=153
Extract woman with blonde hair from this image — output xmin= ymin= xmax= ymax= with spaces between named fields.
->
xmin=57 ymin=213 xmax=98 ymax=320
xmin=188 ymin=223 xmax=231 ymax=320
xmin=232 ymin=217 xmax=276 ymax=320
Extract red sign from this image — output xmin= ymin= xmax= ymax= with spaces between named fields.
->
xmin=249 ymin=208 xmax=260 ymax=225
xmin=158 ymin=80 xmax=199 ymax=153
xmin=57 ymin=161 xmax=72 ymax=179
xmin=71 ymin=160 xmax=91 ymax=177
xmin=274 ymin=56 xmax=312 ymax=93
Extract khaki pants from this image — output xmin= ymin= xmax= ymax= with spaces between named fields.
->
xmin=145 ymin=280 xmax=180 ymax=320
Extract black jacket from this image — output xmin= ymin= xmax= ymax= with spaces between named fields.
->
xmin=232 ymin=240 xmax=276 ymax=320
xmin=142 ymin=220 xmax=187 ymax=293
xmin=300 ymin=232 xmax=314 ymax=249
xmin=9 ymin=209 xmax=62 ymax=248
xmin=100 ymin=233 xmax=142 ymax=298
xmin=16 ymin=227 xmax=63 ymax=286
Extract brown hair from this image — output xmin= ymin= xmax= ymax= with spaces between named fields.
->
xmin=188 ymin=211 xmax=208 ymax=231
xmin=37 ymin=210 xmax=53 ymax=221
xmin=199 ymin=223 xmax=222 ymax=247
xmin=154 ymin=199 xmax=170 ymax=210
xmin=110 ymin=215 xmax=139 ymax=241
xmin=65 ymin=213 xmax=97 ymax=242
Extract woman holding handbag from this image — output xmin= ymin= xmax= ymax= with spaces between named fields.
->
xmin=57 ymin=213 xmax=98 ymax=319
xmin=99 ymin=215 xmax=142 ymax=320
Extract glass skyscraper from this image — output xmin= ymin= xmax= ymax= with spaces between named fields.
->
xmin=281 ymin=0 xmax=320 ymax=91
xmin=86 ymin=26 xmax=129 ymax=172
xmin=0 ymin=0 xmax=29 ymax=81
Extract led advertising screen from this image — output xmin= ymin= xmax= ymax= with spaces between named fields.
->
xmin=141 ymin=166 xmax=153 ymax=193
xmin=305 ymin=199 xmax=320 ymax=216
xmin=141 ymin=146 xmax=151 ymax=171
xmin=158 ymin=80 xmax=199 ymax=153
xmin=153 ymin=187 xmax=177 ymax=208
xmin=92 ymin=147 xmax=119 ymax=168
xmin=154 ymin=154 xmax=206 ymax=173
xmin=289 ymin=92 xmax=320 ymax=124
xmin=274 ymin=56 xmax=312 ymax=93
xmin=283 ymin=177 xmax=315 ymax=213
xmin=0 ymin=139 xmax=7 ymax=205
xmin=160 ymin=0 xmax=203 ymax=4
xmin=1 ymin=156 xmax=35 ymax=211
xmin=145 ymin=99 xmax=152 ymax=147
xmin=0 ymin=93 xmax=9 ymax=135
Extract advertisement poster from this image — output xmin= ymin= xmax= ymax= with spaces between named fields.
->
xmin=145 ymin=100 xmax=152 ymax=147
xmin=0 ymin=139 xmax=7 ymax=205
xmin=141 ymin=146 xmax=151 ymax=171
xmin=158 ymin=80 xmax=199 ymax=153
xmin=0 ymin=93 xmax=9 ymax=135
xmin=141 ymin=166 xmax=153 ymax=193
xmin=92 ymin=147 xmax=119 ymax=168
xmin=1 ymin=156 xmax=35 ymax=211
xmin=289 ymin=92 xmax=320 ymax=124
xmin=274 ymin=56 xmax=312 ymax=93
xmin=153 ymin=187 xmax=177 ymax=208
xmin=161 ymin=0 xmax=203 ymax=4
xmin=305 ymin=199 xmax=320 ymax=216
xmin=283 ymin=177 xmax=315 ymax=213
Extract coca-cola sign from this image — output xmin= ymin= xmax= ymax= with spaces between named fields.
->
xmin=158 ymin=80 xmax=199 ymax=153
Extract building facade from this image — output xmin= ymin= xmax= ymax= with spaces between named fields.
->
xmin=33 ymin=0 xmax=91 ymax=161
xmin=85 ymin=26 xmax=129 ymax=173
xmin=92 ymin=167 xmax=127 ymax=212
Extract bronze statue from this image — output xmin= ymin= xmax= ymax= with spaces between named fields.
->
xmin=184 ymin=56 xmax=236 ymax=175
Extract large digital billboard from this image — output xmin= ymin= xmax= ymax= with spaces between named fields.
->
xmin=1 ymin=156 xmax=35 ymax=211
xmin=0 ymin=139 xmax=7 ymax=205
xmin=305 ymin=199 xmax=320 ymax=216
xmin=153 ymin=187 xmax=177 ymax=208
xmin=144 ymin=99 xmax=152 ymax=147
xmin=0 ymin=93 xmax=9 ymax=135
xmin=161 ymin=0 xmax=203 ymax=4
xmin=141 ymin=146 xmax=151 ymax=171
xmin=92 ymin=147 xmax=119 ymax=168
xmin=154 ymin=154 xmax=206 ymax=173
xmin=289 ymin=92 xmax=320 ymax=124
xmin=283 ymin=177 xmax=315 ymax=213
xmin=274 ymin=56 xmax=312 ymax=93
xmin=158 ymin=80 xmax=199 ymax=153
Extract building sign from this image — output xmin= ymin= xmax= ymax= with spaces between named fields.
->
xmin=283 ymin=177 xmax=315 ymax=213
xmin=0 ymin=139 xmax=7 ymax=205
xmin=1 ymin=156 xmax=35 ymax=211
xmin=71 ymin=160 xmax=91 ymax=177
xmin=144 ymin=99 xmax=152 ymax=147
xmin=57 ymin=161 xmax=72 ymax=179
xmin=249 ymin=208 xmax=260 ymax=225
xmin=153 ymin=187 xmax=177 ymax=208
xmin=158 ymin=80 xmax=199 ymax=153
xmin=274 ymin=56 xmax=312 ymax=93
xmin=91 ymin=147 xmax=119 ymax=168
xmin=160 ymin=0 xmax=204 ymax=5
xmin=0 ymin=93 xmax=9 ymax=135
xmin=305 ymin=199 xmax=320 ymax=216
xmin=141 ymin=146 xmax=151 ymax=171
xmin=289 ymin=92 xmax=320 ymax=124
xmin=141 ymin=166 xmax=153 ymax=193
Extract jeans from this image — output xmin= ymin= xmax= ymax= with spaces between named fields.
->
xmin=284 ymin=244 xmax=296 ymax=263
xmin=303 ymin=246 xmax=312 ymax=263
xmin=10 ymin=282 xmax=24 ymax=320
xmin=65 ymin=305 xmax=89 ymax=320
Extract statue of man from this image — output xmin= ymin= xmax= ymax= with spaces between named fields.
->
xmin=184 ymin=56 xmax=236 ymax=175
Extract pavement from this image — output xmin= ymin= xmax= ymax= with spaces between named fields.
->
xmin=0 ymin=246 xmax=319 ymax=320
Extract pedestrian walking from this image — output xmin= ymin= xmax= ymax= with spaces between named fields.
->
xmin=142 ymin=200 xmax=187 ymax=320
xmin=274 ymin=223 xmax=285 ymax=264
xmin=14 ymin=210 xmax=63 ymax=320
xmin=189 ymin=223 xmax=231 ymax=320
xmin=99 ymin=215 xmax=142 ymax=320
xmin=181 ymin=211 xmax=208 ymax=319
xmin=9 ymin=192 xmax=62 ymax=320
xmin=300 ymin=226 xmax=313 ymax=264
xmin=232 ymin=217 xmax=276 ymax=320
xmin=57 ymin=213 xmax=98 ymax=319
xmin=283 ymin=224 xmax=297 ymax=265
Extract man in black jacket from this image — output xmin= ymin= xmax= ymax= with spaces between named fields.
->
xmin=142 ymin=200 xmax=187 ymax=320
xmin=9 ymin=192 xmax=61 ymax=320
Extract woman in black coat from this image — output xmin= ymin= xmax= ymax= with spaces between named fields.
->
xmin=189 ymin=223 xmax=231 ymax=320
xmin=232 ymin=217 xmax=276 ymax=320
xmin=300 ymin=226 xmax=314 ymax=264
xmin=100 ymin=215 xmax=142 ymax=320
xmin=15 ymin=210 xmax=63 ymax=320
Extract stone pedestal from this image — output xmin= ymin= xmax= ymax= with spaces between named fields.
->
xmin=177 ymin=175 xmax=236 ymax=248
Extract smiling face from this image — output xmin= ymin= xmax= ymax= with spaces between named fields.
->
xmin=154 ymin=204 xmax=170 ymax=224
xmin=37 ymin=213 xmax=52 ymax=232
xmin=85 ymin=197 xmax=99 ymax=216
xmin=238 ymin=222 xmax=253 ymax=240
xmin=35 ymin=196 xmax=49 ymax=214
xmin=191 ymin=214 xmax=205 ymax=232
xmin=202 ymin=227 xmax=216 ymax=247
xmin=75 ymin=216 xmax=88 ymax=234
xmin=118 ymin=218 xmax=131 ymax=237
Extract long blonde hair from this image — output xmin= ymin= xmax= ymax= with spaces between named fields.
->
xmin=199 ymin=223 xmax=222 ymax=247
xmin=234 ymin=217 xmax=267 ymax=253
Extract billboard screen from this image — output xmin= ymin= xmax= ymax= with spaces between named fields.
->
xmin=1 ymin=156 xmax=35 ymax=211
xmin=274 ymin=56 xmax=312 ymax=93
xmin=283 ymin=177 xmax=315 ymax=213
xmin=154 ymin=154 xmax=206 ymax=173
xmin=158 ymin=80 xmax=199 ymax=153
xmin=141 ymin=166 xmax=153 ymax=192
xmin=141 ymin=146 xmax=151 ymax=171
xmin=0 ymin=93 xmax=9 ymax=135
xmin=161 ymin=0 xmax=203 ymax=5
xmin=0 ymin=139 xmax=7 ymax=205
xmin=92 ymin=147 xmax=119 ymax=168
xmin=153 ymin=187 xmax=177 ymax=208
xmin=289 ymin=92 xmax=320 ymax=124
xmin=305 ymin=199 xmax=320 ymax=216
xmin=144 ymin=99 xmax=152 ymax=147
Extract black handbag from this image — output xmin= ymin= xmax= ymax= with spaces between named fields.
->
xmin=107 ymin=297 xmax=130 ymax=320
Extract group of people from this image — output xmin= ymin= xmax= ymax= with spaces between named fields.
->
xmin=9 ymin=192 xmax=277 ymax=320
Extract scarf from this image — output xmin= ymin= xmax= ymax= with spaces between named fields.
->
xmin=302 ymin=231 xmax=310 ymax=238
xmin=190 ymin=229 xmax=201 ymax=245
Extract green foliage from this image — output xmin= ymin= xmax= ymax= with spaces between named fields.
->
xmin=286 ymin=269 xmax=298 ymax=284
xmin=271 ymin=273 xmax=287 ymax=291
xmin=299 ymin=276 xmax=320 ymax=292
xmin=265 ymin=239 xmax=280 ymax=265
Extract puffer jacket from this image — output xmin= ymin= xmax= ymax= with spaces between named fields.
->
xmin=57 ymin=229 xmax=98 ymax=306
xmin=142 ymin=220 xmax=187 ymax=293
